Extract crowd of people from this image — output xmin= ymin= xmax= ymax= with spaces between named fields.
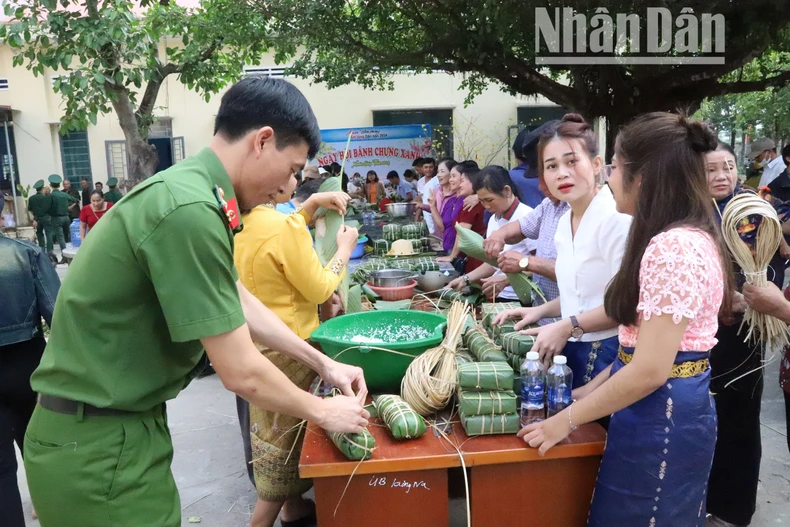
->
xmin=25 ymin=175 xmax=123 ymax=264
xmin=1 ymin=75 xmax=789 ymax=527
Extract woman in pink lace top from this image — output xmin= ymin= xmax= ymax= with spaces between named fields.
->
xmin=519 ymin=113 xmax=731 ymax=527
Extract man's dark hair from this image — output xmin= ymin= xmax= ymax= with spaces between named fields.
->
xmin=81 ymin=177 xmax=89 ymax=182
xmin=412 ymin=157 xmax=425 ymax=167
xmin=403 ymin=169 xmax=416 ymax=180
xmin=294 ymin=177 xmax=324 ymax=202
xmin=386 ymin=171 xmax=400 ymax=180
xmin=422 ymin=157 xmax=435 ymax=166
xmin=330 ymin=162 xmax=342 ymax=174
xmin=214 ymin=77 xmax=321 ymax=158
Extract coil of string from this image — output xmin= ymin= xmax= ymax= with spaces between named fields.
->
xmin=721 ymin=193 xmax=789 ymax=354
xmin=401 ymin=301 xmax=470 ymax=416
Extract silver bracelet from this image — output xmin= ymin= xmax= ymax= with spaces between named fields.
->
xmin=568 ymin=403 xmax=579 ymax=432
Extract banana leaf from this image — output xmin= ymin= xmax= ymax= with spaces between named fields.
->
xmin=465 ymin=329 xmax=508 ymax=363
xmin=457 ymin=361 xmax=514 ymax=391
xmin=373 ymin=394 xmax=427 ymax=440
xmin=314 ymin=177 xmax=349 ymax=310
xmin=501 ymin=332 xmax=536 ymax=357
xmin=458 ymin=389 xmax=518 ymax=416
xmin=373 ymin=299 xmax=412 ymax=311
xmin=326 ymin=428 xmax=375 ymax=460
xmin=461 ymin=412 xmax=520 ymax=436
xmin=346 ymin=285 xmax=363 ymax=314
xmin=456 ymin=224 xmax=544 ymax=304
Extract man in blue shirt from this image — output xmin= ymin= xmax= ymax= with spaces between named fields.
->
xmin=510 ymin=121 xmax=560 ymax=209
xmin=386 ymin=171 xmax=414 ymax=201
xmin=0 ymin=236 xmax=60 ymax=527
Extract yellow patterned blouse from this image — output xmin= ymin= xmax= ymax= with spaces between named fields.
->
xmin=234 ymin=206 xmax=346 ymax=340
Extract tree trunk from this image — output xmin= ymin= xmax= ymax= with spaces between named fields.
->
xmin=730 ymin=128 xmax=737 ymax=149
xmin=109 ymin=86 xmax=159 ymax=190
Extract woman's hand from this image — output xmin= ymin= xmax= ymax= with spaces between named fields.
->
xmin=481 ymin=275 xmax=509 ymax=300
xmin=521 ymin=319 xmax=571 ymax=369
xmin=743 ymin=282 xmax=790 ymax=320
xmin=427 ymin=194 xmax=437 ymax=211
xmin=446 ymin=277 xmax=467 ymax=291
xmin=307 ymin=191 xmax=351 ymax=215
xmin=335 ymin=225 xmax=360 ymax=253
xmin=517 ymin=411 xmax=572 ymax=455
xmin=492 ymin=307 xmax=541 ymax=328
xmin=483 ymin=234 xmax=506 ymax=260
xmin=320 ymin=293 xmax=344 ymax=322
xmin=497 ymin=250 xmax=527 ymax=273
xmin=463 ymin=194 xmax=480 ymax=211
xmin=571 ymin=384 xmax=592 ymax=401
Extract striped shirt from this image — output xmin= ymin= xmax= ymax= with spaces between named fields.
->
xmin=518 ymin=198 xmax=569 ymax=324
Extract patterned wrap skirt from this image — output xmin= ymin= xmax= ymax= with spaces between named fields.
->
xmin=588 ymin=346 xmax=717 ymax=527
xmin=563 ymin=336 xmax=619 ymax=388
xmin=250 ymin=347 xmax=318 ymax=502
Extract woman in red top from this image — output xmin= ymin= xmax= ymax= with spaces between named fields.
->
xmin=437 ymin=163 xmax=486 ymax=273
xmin=79 ymin=190 xmax=113 ymax=239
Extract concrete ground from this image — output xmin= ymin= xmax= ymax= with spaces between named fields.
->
xmin=13 ymin=259 xmax=790 ymax=526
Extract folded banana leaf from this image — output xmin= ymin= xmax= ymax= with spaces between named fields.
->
xmin=455 ymin=348 xmax=476 ymax=367
xmin=373 ymin=394 xmax=427 ymax=440
xmin=374 ymin=239 xmax=390 ymax=256
xmin=457 ymin=224 xmax=544 ymax=304
xmin=492 ymin=321 xmax=517 ymax=342
xmin=326 ymin=428 xmax=375 ymax=460
xmin=457 ymin=361 xmax=514 ymax=391
xmin=458 ymin=389 xmax=518 ymax=416
xmin=461 ymin=412 xmax=520 ymax=436
xmin=465 ymin=329 xmax=508 ymax=362
xmin=400 ymin=223 xmax=422 ymax=240
xmin=480 ymin=302 xmax=522 ymax=329
xmin=506 ymin=352 xmax=523 ymax=372
xmin=383 ymin=224 xmax=402 ymax=241
xmin=314 ymin=177 xmax=349 ymax=309
xmin=501 ymin=332 xmax=537 ymax=357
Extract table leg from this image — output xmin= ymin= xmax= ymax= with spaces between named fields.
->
xmin=313 ymin=468 xmax=449 ymax=527
xmin=470 ymin=456 xmax=601 ymax=527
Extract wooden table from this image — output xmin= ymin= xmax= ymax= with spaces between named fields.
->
xmin=300 ymin=417 xmax=606 ymax=527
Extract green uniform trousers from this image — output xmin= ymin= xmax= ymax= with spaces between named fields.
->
xmin=49 ymin=215 xmax=69 ymax=252
xmin=23 ymin=404 xmax=180 ymax=527
xmin=34 ymin=217 xmax=52 ymax=252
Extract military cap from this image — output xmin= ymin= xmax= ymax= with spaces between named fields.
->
xmin=33 ymin=179 xmax=45 ymax=190
xmin=108 ymin=177 xmax=118 ymax=187
xmin=48 ymin=174 xmax=62 ymax=185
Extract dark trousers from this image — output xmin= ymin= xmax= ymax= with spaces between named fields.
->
xmin=0 ymin=336 xmax=46 ymax=527
xmin=235 ymin=395 xmax=255 ymax=486
xmin=785 ymin=390 xmax=790 ymax=454
xmin=707 ymin=322 xmax=763 ymax=525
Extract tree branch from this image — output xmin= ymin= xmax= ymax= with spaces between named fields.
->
xmin=704 ymin=70 xmax=790 ymax=98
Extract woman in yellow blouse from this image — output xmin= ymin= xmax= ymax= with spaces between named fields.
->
xmin=234 ymin=179 xmax=358 ymax=527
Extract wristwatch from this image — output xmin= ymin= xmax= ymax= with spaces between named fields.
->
xmin=518 ymin=256 xmax=530 ymax=271
xmin=463 ymin=274 xmax=471 ymax=285
xmin=569 ymin=315 xmax=584 ymax=339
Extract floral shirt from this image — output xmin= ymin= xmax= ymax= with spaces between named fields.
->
xmin=619 ymin=228 xmax=725 ymax=352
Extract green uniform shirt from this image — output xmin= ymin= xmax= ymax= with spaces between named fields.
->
xmin=28 ymin=192 xmax=53 ymax=220
xmin=48 ymin=189 xmax=78 ymax=217
xmin=31 ymin=148 xmax=247 ymax=411
xmin=104 ymin=188 xmax=123 ymax=204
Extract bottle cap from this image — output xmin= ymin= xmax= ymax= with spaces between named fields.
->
xmin=553 ymin=355 xmax=567 ymax=365
xmin=526 ymin=351 xmax=540 ymax=361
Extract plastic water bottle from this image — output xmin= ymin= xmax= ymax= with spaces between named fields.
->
xmin=70 ymin=218 xmax=81 ymax=248
xmin=547 ymin=355 xmax=573 ymax=417
xmin=520 ymin=351 xmax=546 ymax=427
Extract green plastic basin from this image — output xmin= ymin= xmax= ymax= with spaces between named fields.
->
xmin=310 ymin=311 xmax=447 ymax=392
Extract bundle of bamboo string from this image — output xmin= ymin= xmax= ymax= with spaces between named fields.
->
xmin=401 ymin=301 xmax=470 ymax=416
xmin=721 ymin=193 xmax=789 ymax=354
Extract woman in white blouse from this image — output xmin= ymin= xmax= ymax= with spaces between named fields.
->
xmin=445 ymin=165 xmax=533 ymax=301
xmin=494 ymin=114 xmax=631 ymax=387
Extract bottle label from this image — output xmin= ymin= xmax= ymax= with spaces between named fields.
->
xmin=521 ymin=379 xmax=544 ymax=408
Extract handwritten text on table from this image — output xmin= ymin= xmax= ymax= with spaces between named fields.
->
xmin=368 ymin=475 xmax=431 ymax=494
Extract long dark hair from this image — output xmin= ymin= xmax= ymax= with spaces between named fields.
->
xmin=473 ymin=165 xmax=523 ymax=202
xmin=604 ymin=113 xmax=733 ymax=325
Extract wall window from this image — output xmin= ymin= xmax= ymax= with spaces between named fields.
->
xmin=373 ymin=109 xmax=453 ymax=159
xmin=60 ymin=130 xmax=92 ymax=185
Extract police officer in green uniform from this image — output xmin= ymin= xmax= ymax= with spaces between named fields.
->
xmin=27 ymin=180 xmax=53 ymax=254
xmin=46 ymin=174 xmax=78 ymax=263
xmin=103 ymin=177 xmax=123 ymax=204
xmin=24 ymin=77 xmax=369 ymax=527
xmin=63 ymin=178 xmax=81 ymax=240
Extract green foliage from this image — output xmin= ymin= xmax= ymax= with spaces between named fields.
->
xmin=1 ymin=0 xmax=271 ymax=140
xmin=257 ymin=0 xmax=790 ymax=123
xmin=16 ymin=183 xmax=30 ymax=198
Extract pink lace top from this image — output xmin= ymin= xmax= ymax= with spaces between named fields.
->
xmin=619 ymin=227 xmax=724 ymax=352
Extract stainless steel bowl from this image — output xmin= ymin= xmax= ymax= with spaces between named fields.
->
xmin=416 ymin=269 xmax=460 ymax=291
xmin=368 ymin=269 xmax=416 ymax=287
xmin=385 ymin=202 xmax=417 ymax=218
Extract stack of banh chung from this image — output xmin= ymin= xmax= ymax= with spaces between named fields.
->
xmin=457 ymin=324 xmax=518 ymax=435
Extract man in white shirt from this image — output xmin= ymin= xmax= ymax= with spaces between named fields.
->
xmin=752 ymin=138 xmax=787 ymax=188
